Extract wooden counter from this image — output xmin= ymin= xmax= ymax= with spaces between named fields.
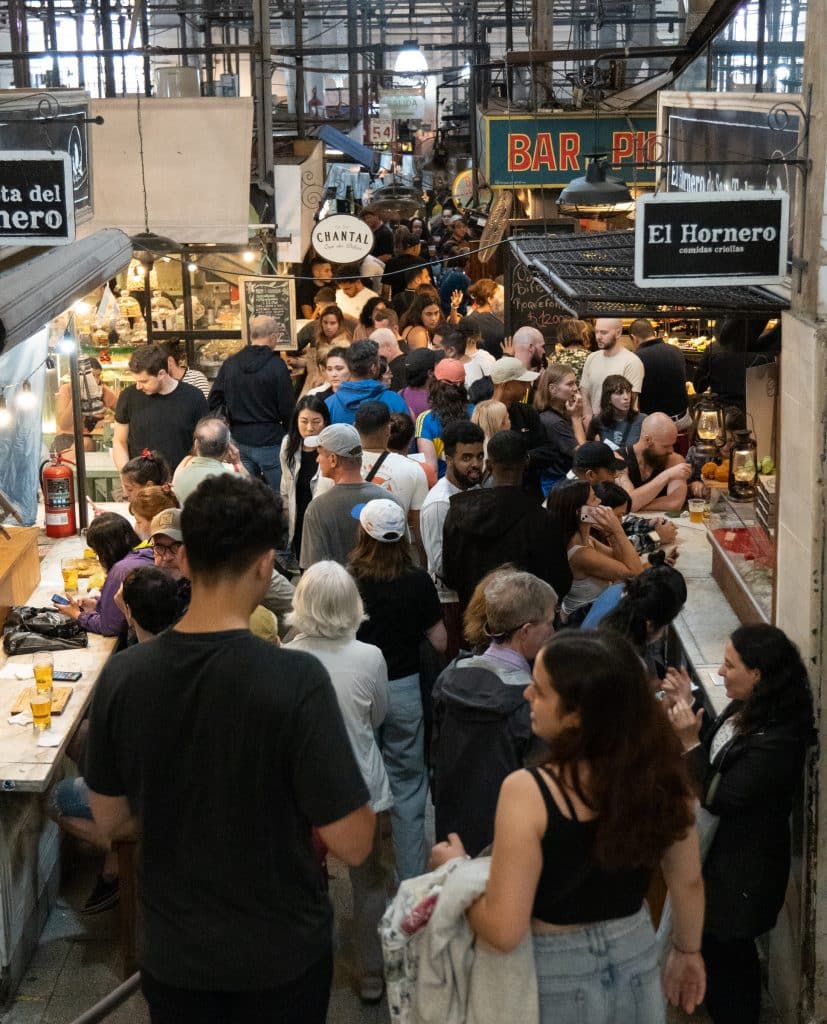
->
xmin=0 ymin=533 xmax=119 ymax=795
xmin=0 ymin=527 xmax=119 ymax=1004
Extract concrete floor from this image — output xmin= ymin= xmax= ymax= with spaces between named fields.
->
xmin=0 ymin=837 xmax=782 ymax=1024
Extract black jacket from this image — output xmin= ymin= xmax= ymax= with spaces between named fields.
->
xmin=687 ymin=705 xmax=808 ymax=940
xmin=441 ymin=486 xmax=571 ymax=609
xmin=431 ymin=654 xmax=535 ymax=856
xmin=208 ymin=345 xmax=295 ymax=447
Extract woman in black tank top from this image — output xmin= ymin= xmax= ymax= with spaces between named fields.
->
xmin=431 ymin=631 xmax=705 ymax=1024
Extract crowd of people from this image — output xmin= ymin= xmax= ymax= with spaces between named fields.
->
xmin=47 ymin=219 xmax=810 ymax=1024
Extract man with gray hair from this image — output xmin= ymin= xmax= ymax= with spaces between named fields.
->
xmin=171 ymin=417 xmax=248 ymax=503
xmin=208 ymin=314 xmax=295 ymax=490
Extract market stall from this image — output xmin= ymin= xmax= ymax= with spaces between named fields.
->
xmin=509 ymin=229 xmax=786 ymax=625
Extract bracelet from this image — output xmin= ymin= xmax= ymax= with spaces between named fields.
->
xmin=672 ymin=942 xmax=701 ymax=955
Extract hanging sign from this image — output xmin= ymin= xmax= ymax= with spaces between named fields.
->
xmin=634 ymin=191 xmax=789 ymax=287
xmin=0 ymin=151 xmax=75 ymax=245
xmin=239 ymin=276 xmax=296 ymax=350
xmin=484 ymin=114 xmax=656 ymax=187
xmin=377 ymin=88 xmax=425 ymax=121
xmin=311 ymin=213 xmax=374 ymax=263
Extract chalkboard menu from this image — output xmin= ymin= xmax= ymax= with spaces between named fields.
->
xmin=239 ymin=276 xmax=296 ymax=351
xmin=505 ymin=222 xmax=573 ymax=344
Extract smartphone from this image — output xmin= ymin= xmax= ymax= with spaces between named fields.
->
xmin=52 ymin=594 xmax=71 ymax=606
xmin=53 ymin=670 xmax=82 ymax=682
xmin=580 ymin=505 xmax=599 ymax=524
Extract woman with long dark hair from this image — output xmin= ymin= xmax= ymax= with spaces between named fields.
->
xmin=415 ymin=360 xmax=474 ymax=478
xmin=432 ymin=630 xmax=706 ymax=1022
xmin=279 ymin=395 xmax=331 ymax=557
xmin=349 ymin=499 xmax=446 ymax=880
xmin=547 ymin=481 xmax=644 ymax=625
xmin=586 ymin=375 xmax=646 ymax=448
xmin=667 ymin=624 xmax=815 ymax=1024
xmin=54 ymin=512 xmax=153 ymax=637
xmin=400 ymin=294 xmax=443 ymax=350
xmin=352 ymin=296 xmax=389 ymax=340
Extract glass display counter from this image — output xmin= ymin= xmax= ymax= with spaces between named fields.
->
xmin=707 ymin=485 xmax=775 ymax=623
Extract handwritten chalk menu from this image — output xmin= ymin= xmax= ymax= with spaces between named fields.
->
xmin=504 ymin=224 xmax=573 ymax=343
xmin=239 ymin=276 xmax=296 ymax=351
xmin=0 ymin=151 xmax=75 ymax=245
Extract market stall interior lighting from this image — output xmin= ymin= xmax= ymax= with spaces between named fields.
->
xmin=0 ymin=394 xmax=12 ymax=430
xmin=242 ymin=250 xmax=256 ymax=263
xmin=187 ymin=261 xmax=198 ymax=273
xmin=556 ymin=156 xmax=635 ymax=217
xmin=15 ymin=380 xmax=36 ymax=412
xmin=57 ymin=334 xmax=76 ymax=355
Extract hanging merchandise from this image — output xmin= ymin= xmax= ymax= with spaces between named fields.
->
xmin=41 ymin=452 xmax=76 ymax=538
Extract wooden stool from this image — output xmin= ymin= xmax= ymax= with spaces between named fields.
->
xmin=111 ymin=829 xmax=142 ymax=976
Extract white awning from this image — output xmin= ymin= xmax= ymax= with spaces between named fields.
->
xmin=0 ymin=228 xmax=133 ymax=356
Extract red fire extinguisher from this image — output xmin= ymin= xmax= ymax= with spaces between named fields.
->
xmin=42 ymin=453 xmax=76 ymax=538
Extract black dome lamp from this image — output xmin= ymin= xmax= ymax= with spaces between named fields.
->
xmin=130 ymin=230 xmax=180 ymax=268
xmin=556 ymin=155 xmax=634 ymax=218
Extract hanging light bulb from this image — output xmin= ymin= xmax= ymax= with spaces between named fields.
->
xmin=57 ymin=334 xmax=76 ymax=355
xmin=15 ymin=380 xmax=37 ymax=411
xmin=187 ymin=261 xmax=198 ymax=273
xmin=242 ymin=249 xmax=256 ymax=263
xmin=73 ymin=300 xmax=92 ymax=315
xmin=0 ymin=393 xmax=12 ymax=430
xmin=394 ymin=40 xmax=428 ymax=75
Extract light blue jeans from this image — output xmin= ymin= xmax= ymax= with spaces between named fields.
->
xmin=380 ymin=673 xmax=428 ymax=881
xmin=236 ymin=441 xmax=282 ymax=492
xmin=533 ymin=906 xmax=665 ymax=1024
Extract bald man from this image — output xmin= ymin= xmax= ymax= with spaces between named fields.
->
xmin=579 ymin=317 xmax=645 ymax=426
xmin=208 ymin=314 xmax=295 ymax=490
xmin=512 ymin=325 xmax=546 ymax=372
xmin=618 ymin=412 xmax=691 ymax=513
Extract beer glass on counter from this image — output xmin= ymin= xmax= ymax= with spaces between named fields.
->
xmin=30 ymin=691 xmax=52 ymax=733
xmin=33 ymin=652 xmax=54 ymax=696
xmin=61 ymin=558 xmax=79 ymax=595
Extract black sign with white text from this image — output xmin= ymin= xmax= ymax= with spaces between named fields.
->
xmin=0 ymin=151 xmax=75 ymax=245
xmin=634 ymin=191 xmax=788 ymax=288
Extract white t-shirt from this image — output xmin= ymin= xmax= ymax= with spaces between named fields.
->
xmin=421 ymin=476 xmax=474 ymax=603
xmin=285 ymin=634 xmax=392 ymax=812
xmin=361 ymin=450 xmax=429 ymax=514
xmin=580 ymin=347 xmax=645 ymax=416
xmin=464 ymin=349 xmax=497 ymax=388
xmin=335 ymin=285 xmax=379 ymax=320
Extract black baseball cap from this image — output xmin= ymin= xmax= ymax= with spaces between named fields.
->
xmin=573 ymin=441 xmax=627 ymax=471
xmin=404 ymin=348 xmax=438 ymax=375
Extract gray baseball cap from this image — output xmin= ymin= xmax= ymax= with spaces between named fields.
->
xmin=304 ymin=423 xmax=363 ymax=457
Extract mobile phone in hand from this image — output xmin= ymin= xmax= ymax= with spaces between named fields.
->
xmin=52 ymin=594 xmax=71 ymax=606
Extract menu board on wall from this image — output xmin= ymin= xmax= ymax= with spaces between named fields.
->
xmin=239 ymin=276 xmax=296 ymax=350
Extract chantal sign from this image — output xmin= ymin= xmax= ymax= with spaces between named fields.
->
xmin=634 ymin=191 xmax=789 ymax=288
xmin=484 ymin=115 xmax=657 ymax=187
xmin=0 ymin=151 xmax=75 ymax=245
xmin=311 ymin=214 xmax=374 ymax=264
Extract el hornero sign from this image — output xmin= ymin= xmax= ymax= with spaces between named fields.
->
xmin=0 ymin=151 xmax=75 ymax=245
xmin=634 ymin=191 xmax=788 ymax=288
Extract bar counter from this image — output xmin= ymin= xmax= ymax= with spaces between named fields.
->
xmin=0 ymin=528 xmax=119 ymax=1002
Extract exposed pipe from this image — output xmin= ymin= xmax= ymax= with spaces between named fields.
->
xmin=506 ymin=44 xmax=694 ymax=65
xmin=97 ymin=0 xmax=116 ymax=96
xmin=294 ymin=0 xmax=305 ymax=138
xmin=7 ymin=0 xmax=30 ymax=88
xmin=347 ymin=0 xmax=359 ymax=130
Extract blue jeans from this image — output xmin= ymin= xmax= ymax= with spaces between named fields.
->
xmin=236 ymin=442 xmax=282 ymax=491
xmin=380 ymin=673 xmax=428 ymax=881
xmin=533 ymin=907 xmax=664 ymax=1024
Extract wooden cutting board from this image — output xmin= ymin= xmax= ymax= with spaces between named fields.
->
xmin=11 ymin=686 xmax=74 ymax=715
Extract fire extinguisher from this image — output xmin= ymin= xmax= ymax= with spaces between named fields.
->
xmin=42 ymin=453 xmax=76 ymax=538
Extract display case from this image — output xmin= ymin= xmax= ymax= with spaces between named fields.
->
xmin=707 ymin=485 xmax=776 ymax=624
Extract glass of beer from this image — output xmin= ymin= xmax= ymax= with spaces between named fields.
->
xmin=61 ymin=558 xmax=79 ymax=595
xmin=688 ymin=498 xmax=706 ymax=524
xmin=30 ymin=691 xmax=52 ymax=733
xmin=33 ymin=652 xmax=54 ymax=696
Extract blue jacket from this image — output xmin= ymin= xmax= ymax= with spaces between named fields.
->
xmin=326 ymin=379 xmax=408 ymax=424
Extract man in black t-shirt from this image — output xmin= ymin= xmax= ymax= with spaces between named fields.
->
xmin=85 ymin=475 xmax=373 ymax=1023
xmin=113 ymin=345 xmax=208 ymax=473
xmin=629 ymin=318 xmax=690 ymax=427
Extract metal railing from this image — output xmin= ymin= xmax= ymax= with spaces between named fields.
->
xmin=67 ymin=973 xmax=141 ymax=1024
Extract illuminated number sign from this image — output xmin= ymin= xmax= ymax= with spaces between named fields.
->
xmin=484 ymin=115 xmax=657 ymax=187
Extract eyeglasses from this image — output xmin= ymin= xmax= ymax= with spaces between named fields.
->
xmin=152 ymin=540 xmax=182 ymax=557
